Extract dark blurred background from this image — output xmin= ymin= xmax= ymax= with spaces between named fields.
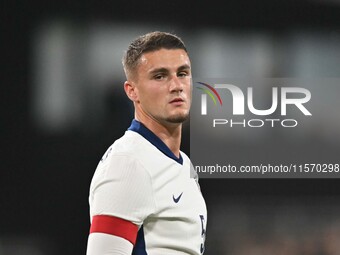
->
xmin=2 ymin=0 xmax=340 ymax=254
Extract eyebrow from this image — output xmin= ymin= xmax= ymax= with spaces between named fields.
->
xmin=149 ymin=64 xmax=191 ymax=75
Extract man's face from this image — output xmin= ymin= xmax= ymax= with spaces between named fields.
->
xmin=133 ymin=48 xmax=192 ymax=125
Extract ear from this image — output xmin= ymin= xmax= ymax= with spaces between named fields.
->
xmin=124 ymin=81 xmax=139 ymax=102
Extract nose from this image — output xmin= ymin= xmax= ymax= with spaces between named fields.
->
xmin=169 ymin=76 xmax=184 ymax=93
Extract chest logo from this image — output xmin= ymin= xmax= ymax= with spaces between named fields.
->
xmin=173 ymin=192 xmax=183 ymax=203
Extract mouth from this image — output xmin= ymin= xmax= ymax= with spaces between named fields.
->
xmin=169 ymin=98 xmax=185 ymax=104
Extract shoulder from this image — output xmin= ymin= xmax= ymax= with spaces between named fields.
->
xmin=110 ymin=130 xmax=148 ymax=155
xmin=99 ymin=131 xmax=152 ymax=165
xmin=92 ymin=131 xmax=156 ymax=185
xmin=96 ymin=131 xmax=146 ymax=170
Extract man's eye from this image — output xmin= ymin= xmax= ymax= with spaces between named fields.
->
xmin=178 ymin=72 xmax=188 ymax=77
xmin=154 ymin=74 xmax=165 ymax=80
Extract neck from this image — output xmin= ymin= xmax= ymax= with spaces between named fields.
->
xmin=135 ymin=114 xmax=182 ymax=158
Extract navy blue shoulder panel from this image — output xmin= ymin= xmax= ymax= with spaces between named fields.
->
xmin=128 ymin=119 xmax=183 ymax=165
xmin=132 ymin=226 xmax=147 ymax=255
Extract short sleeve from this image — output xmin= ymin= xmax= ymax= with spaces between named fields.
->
xmin=89 ymin=154 xmax=155 ymax=226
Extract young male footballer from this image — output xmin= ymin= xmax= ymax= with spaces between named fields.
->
xmin=86 ymin=31 xmax=207 ymax=255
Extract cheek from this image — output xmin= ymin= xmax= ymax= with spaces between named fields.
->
xmin=185 ymin=84 xmax=193 ymax=96
xmin=139 ymin=87 xmax=164 ymax=106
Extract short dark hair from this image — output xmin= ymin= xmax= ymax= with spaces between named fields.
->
xmin=122 ymin=31 xmax=188 ymax=80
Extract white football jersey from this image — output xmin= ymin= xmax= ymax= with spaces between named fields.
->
xmin=89 ymin=120 xmax=207 ymax=255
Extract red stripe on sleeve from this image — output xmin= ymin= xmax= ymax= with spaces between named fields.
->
xmin=90 ymin=215 xmax=138 ymax=245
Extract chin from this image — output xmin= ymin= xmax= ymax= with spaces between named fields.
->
xmin=166 ymin=113 xmax=189 ymax=124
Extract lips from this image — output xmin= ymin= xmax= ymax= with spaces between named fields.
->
xmin=169 ymin=98 xmax=184 ymax=103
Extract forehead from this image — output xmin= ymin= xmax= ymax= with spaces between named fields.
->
xmin=138 ymin=49 xmax=190 ymax=72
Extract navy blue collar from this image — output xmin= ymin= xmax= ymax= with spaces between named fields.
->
xmin=128 ymin=119 xmax=183 ymax=165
